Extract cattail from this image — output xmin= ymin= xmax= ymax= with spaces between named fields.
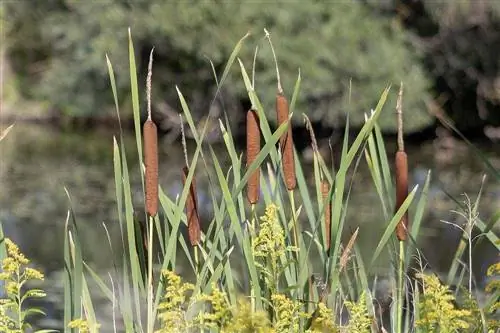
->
xmin=246 ymin=109 xmax=260 ymax=205
xmin=395 ymin=151 xmax=408 ymax=241
xmin=395 ymin=83 xmax=409 ymax=241
xmin=144 ymin=120 xmax=158 ymax=217
xmin=182 ymin=167 xmax=200 ymax=246
xmin=321 ymin=179 xmax=331 ymax=248
xmin=276 ymin=93 xmax=296 ymax=191
xmin=144 ymin=48 xmax=158 ymax=217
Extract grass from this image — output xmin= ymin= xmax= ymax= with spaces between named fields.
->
xmin=0 ymin=30 xmax=499 ymax=333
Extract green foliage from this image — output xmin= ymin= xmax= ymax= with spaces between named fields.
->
xmin=5 ymin=1 xmax=432 ymax=131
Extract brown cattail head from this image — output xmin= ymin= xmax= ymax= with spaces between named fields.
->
xmin=246 ymin=109 xmax=261 ymax=205
xmin=321 ymin=179 xmax=331 ymax=248
xmin=395 ymin=150 xmax=409 ymax=241
xmin=144 ymin=119 xmax=158 ymax=217
xmin=182 ymin=167 xmax=200 ymax=246
xmin=276 ymin=92 xmax=296 ymax=191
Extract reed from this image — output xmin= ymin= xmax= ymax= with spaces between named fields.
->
xmin=395 ymin=151 xmax=408 ymax=241
xmin=321 ymin=179 xmax=331 ymax=248
xmin=144 ymin=50 xmax=158 ymax=218
xmin=395 ymin=84 xmax=408 ymax=241
xmin=246 ymin=109 xmax=261 ymax=205
xmin=182 ymin=166 xmax=201 ymax=246
xmin=394 ymin=83 xmax=408 ymax=333
xmin=144 ymin=120 xmax=158 ymax=217
xmin=276 ymin=92 xmax=296 ymax=191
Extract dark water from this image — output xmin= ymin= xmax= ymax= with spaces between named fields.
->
xmin=0 ymin=124 xmax=499 ymax=330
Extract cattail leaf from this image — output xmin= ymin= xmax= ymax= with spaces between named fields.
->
xmin=210 ymin=32 xmax=249 ymax=106
xmin=405 ymin=170 xmax=431 ymax=267
xmin=80 ymin=274 xmax=98 ymax=332
xmin=369 ymin=184 xmax=419 ymax=267
xmin=365 ymin=128 xmax=390 ymax=219
xmin=63 ymin=189 xmax=84 ymax=330
xmin=328 ymin=87 xmax=389 ymax=275
xmin=209 ymin=146 xmax=262 ymax=308
xmin=237 ymin=58 xmax=280 ymax=165
xmin=374 ymin=123 xmax=393 ymax=206
xmin=120 ymin=140 xmax=145 ymax=318
xmin=128 ymin=29 xmax=144 ymax=191
xmin=289 ymin=69 xmax=301 ymax=116
xmin=0 ymin=123 xmax=14 ymax=142
xmin=219 ymin=115 xmax=246 ymax=225
xmin=83 ymin=263 xmax=114 ymax=301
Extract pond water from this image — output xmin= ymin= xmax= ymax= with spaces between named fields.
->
xmin=0 ymin=123 xmax=498 ymax=331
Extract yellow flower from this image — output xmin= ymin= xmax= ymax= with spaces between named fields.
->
xmin=68 ymin=318 xmax=90 ymax=333
xmin=156 ymin=270 xmax=195 ymax=332
xmin=223 ymin=299 xmax=274 ymax=333
xmin=416 ymin=273 xmax=472 ymax=333
xmin=271 ymin=293 xmax=304 ymax=332
xmin=308 ymin=302 xmax=338 ymax=333
xmin=196 ymin=283 xmax=232 ymax=328
xmin=0 ymin=238 xmax=46 ymax=331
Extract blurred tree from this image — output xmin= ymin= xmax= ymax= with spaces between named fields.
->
xmin=5 ymin=1 xmax=433 ymax=133
xmin=370 ymin=0 xmax=500 ymax=131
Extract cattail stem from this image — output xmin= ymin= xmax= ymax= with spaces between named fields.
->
xmin=146 ymin=215 xmax=154 ymax=333
xmin=288 ymin=190 xmax=300 ymax=266
xmin=396 ymin=83 xmax=404 ymax=152
xmin=250 ymin=204 xmax=257 ymax=238
xmin=397 ymin=240 xmax=405 ymax=333
xmin=194 ymin=246 xmax=199 ymax=276
xmin=395 ymin=83 xmax=407 ymax=333
xmin=246 ymin=109 xmax=261 ymax=205
xmin=321 ymin=179 xmax=331 ymax=249
xmin=182 ymin=167 xmax=201 ymax=247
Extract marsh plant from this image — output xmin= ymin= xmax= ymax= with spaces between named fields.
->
xmin=0 ymin=30 xmax=499 ymax=333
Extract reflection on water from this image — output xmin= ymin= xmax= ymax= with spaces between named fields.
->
xmin=0 ymin=124 xmax=499 ymax=330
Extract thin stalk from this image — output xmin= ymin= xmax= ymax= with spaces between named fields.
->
xmin=397 ymin=240 xmax=404 ymax=333
xmin=250 ymin=203 xmax=256 ymax=312
xmin=194 ymin=246 xmax=200 ymax=280
xmin=288 ymin=189 xmax=300 ymax=285
xmin=288 ymin=190 xmax=299 ymax=251
xmin=147 ymin=215 xmax=154 ymax=333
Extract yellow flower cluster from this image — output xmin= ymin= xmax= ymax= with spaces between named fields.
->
xmin=416 ymin=273 xmax=472 ymax=333
xmin=196 ymin=283 xmax=232 ymax=328
xmin=0 ymin=238 xmax=45 ymax=331
xmin=343 ymin=292 xmax=372 ymax=333
xmin=253 ymin=204 xmax=286 ymax=263
xmin=68 ymin=318 xmax=91 ymax=333
xmin=221 ymin=299 xmax=272 ymax=333
xmin=272 ymin=293 xmax=304 ymax=332
xmin=485 ymin=258 xmax=500 ymax=331
xmin=308 ymin=302 xmax=338 ymax=333
xmin=156 ymin=270 xmax=195 ymax=332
